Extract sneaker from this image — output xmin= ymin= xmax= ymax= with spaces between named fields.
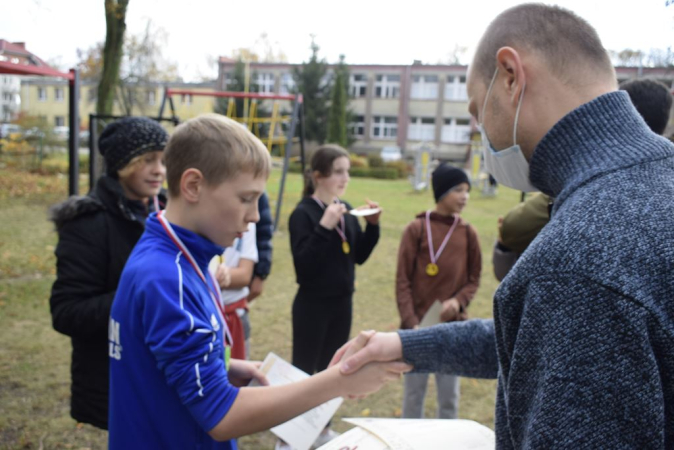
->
xmin=274 ymin=439 xmax=292 ymax=450
xmin=312 ymin=428 xmax=341 ymax=449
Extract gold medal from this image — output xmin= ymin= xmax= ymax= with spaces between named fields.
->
xmin=342 ymin=241 xmax=351 ymax=254
xmin=426 ymin=263 xmax=439 ymax=276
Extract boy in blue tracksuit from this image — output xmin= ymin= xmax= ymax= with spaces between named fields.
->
xmin=108 ymin=114 xmax=411 ymax=449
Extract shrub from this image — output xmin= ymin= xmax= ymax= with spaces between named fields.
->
xmin=349 ymin=153 xmax=369 ymax=168
xmin=349 ymin=167 xmax=398 ymax=179
xmin=367 ymin=154 xmax=384 ymax=168
xmin=385 ymin=160 xmax=411 ymax=178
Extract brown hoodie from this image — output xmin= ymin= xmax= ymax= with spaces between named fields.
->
xmin=395 ymin=211 xmax=482 ymax=329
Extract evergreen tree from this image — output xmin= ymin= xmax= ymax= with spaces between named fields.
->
xmin=327 ymin=55 xmax=349 ymax=147
xmin=293 ymin=39 xmax=330 ymax=144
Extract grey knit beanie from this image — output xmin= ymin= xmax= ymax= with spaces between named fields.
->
xmin=98 ymin=117 xmax=168 ymax=177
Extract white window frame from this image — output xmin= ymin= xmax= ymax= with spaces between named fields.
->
xmin=349 ymin=74 xmax=367 ymax=98
xmin=37 ymin=87 xmax=47 ymax=102
xmin=444 ymin=75 xmax=468 ymax=101
xmin=54 ymin=116 xmax=65 ymax=127
xmin=181 ymin=93 xmax=192 ymax=105
xmin=441 ymin=117 xmax=471 ymax=143
xmin=349 ymin=115 xmax=366 ymax=138
xmin=55 ymin=87 xmax=64 ymax=102
xmin=147 ymin=90 xmax=156 ymax=105
xmin=255 ymin=72 xmax=275 ymax=94
xmin=408 ymin=117 xmax=436 ymax=141
xmin=374 ymin=74 xmax=400 ymax=99
xmin=410 ymin=75 xmax=439 ymax=100
xmin=372 ymin=115 xmax=398 ymax=139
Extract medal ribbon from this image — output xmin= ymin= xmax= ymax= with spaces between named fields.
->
xmin=425 ymin=210 xmax=459 ymax=266
xmin=157 ymin=211 xmax=233 ymax=347
xmin=312 ymin=196 xmax=348 ymax=244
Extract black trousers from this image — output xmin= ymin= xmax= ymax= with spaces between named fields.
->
xmin=292 ymin=292 xmax=353 ymax=375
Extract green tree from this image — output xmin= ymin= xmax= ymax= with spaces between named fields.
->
xmin=97 ymin=0 xmax=129 ymax=115
xmin=326 ymin=55 xmax=349 ymax=147
xmin=293 ymin=39 xmax=330 ymax=144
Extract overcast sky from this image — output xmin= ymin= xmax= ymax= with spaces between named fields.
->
xmin=2 ymin=0 xmax=673 ymax=81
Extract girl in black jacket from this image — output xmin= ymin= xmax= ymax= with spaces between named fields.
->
xmin=49 ymin=117 xmax=168 ymax=430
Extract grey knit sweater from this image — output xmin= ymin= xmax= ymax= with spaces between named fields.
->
xmin=399 ymin=91 xmax=674 ymax=449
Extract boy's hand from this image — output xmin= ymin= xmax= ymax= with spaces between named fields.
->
xmin=319 ymin=203 xmax=347 ymax=230
xmin=363 ymin=199 xmax=381 ymax=225
xmin=247 ymin=276 xmax=264 ymax=302
xmin=440 ymin=298 xmax=461 ymax=322
xmin=339 ymin=360 xmax=412 ymax=399
xmin=215 ymin=264 xmax=231 ymax=289
xmin=228 ymin=359 xmax=268 ymax=388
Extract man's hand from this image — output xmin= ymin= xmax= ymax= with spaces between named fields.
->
xmin=215 ymin=264 xmax=231 ymax=289
xmin=248 ymin=276 xmax=264 ymax=302
xmin=441 ymin=298 xmax=461 ymax=322
xmin=329 ymin=331 xmax=405 ymax=375
xmin=228 ymin=359 xmax=268 ymax=388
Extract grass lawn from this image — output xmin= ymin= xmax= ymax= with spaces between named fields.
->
xmin=0 ymin=164 xmax=521 ymax=449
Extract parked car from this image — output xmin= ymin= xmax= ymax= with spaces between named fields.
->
xmin=53 ymin=126 xmax=69 ymax=141
xmin=380 ymin=146 xmax=402 ymax=162
xmin=0 ymin=123 xmax=22 ymax=139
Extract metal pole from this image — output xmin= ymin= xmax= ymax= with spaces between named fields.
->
xmin=68 ymin=69 xmax=80 ymax=196
xmin=299 ymin=100 xmax=306 ymax=175
xmin=273 ymin=95 xmax=301 ymax=230
xmin=89 ymin=113 xmax=96 ymax=192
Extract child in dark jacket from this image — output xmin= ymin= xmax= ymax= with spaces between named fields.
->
xmin=49 ymin=117 xmax=168 ymax=429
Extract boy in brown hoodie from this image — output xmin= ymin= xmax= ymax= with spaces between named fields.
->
xmin=395 ymin=163 xmax=482 ymax=419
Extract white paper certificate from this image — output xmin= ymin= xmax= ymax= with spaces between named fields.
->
xmin=328 ymin=418 xmax=495 ymax=450
xmin=249 ymin=352 xmax=343 ymax=450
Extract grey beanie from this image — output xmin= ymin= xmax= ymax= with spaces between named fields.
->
xmin=98 ymin=117 xmax=168 ymax=177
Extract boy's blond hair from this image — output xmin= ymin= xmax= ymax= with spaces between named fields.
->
xmin=164 ymin=114 xmax=271 ymax=197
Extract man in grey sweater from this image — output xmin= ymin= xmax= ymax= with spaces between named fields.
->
xmin=332 ymin=4 xmax=674 ymax=448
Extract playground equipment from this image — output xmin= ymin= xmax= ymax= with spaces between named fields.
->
xmin=410 ymin=142 xmax=435 ymax=191
xmin=157 ymin=88 xmax=306 ymax=230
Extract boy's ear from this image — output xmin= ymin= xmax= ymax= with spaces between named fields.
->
xmin=180 ymin=168 xmax=204 ymax=203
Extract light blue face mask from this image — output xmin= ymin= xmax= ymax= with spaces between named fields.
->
xmin=479 ymin=69 xmax=538 ymax=193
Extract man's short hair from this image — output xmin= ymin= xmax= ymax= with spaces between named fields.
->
xmin=619 ymin=78 xmax=673 ymax=135
xmin=473 ymin=3 xmax=614 ymax=85
xmin=164 ymin=114 xmax=271 ymax=197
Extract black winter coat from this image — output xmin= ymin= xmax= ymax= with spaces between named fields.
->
xmin=49 ymin=176 xmax=165 ymax=429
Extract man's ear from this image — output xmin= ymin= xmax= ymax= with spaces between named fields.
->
xmin=495 ymin=46 xmax=525 ymax=105
xmin=180 ymin=168 xmax=204 ymax=203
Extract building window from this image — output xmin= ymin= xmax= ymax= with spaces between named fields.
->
xmin=224 ymin=72 xmax=234 ymax=89
xmin=444 ymin=75 xmax=468 ymax=101
xmin=375 ymin=74 xmax=400 ymax=99
xmin=2 ymin=92 xmax=12 ymax=102
xmin=408 ymin=117 xmax=436 ymax=141
xmin=349 ymin=74 xmax=367 ymax=98
xmin=280 ymin=73 xmax=295 ymax=94
xmin=38 ymin=87 xmax=47 ymax=101
xmin=55 ymin=116 xmax=65 ymax=127
xmin=411 ymin=75 xmax=439 ymax=100
xmin=55 ymin=88 xmax=64 ymax=102
xmin=441 ymin=118 xmax=471 ymax=143
xmin=147 ymin=90 xmax=156 ymax=105
xmin=255 ymin=72 xmax=275 ymax=94
xmin=181 ymin=93 xmax=192 ymax=105
xmin=372 ymin=116 xmax=398 ymax=139
xmin=349 ymin=115 xmax=365 ymax=138
xmin=88 ymin=88 xmax=97 ymax=102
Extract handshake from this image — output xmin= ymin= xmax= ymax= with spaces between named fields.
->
xmin=327 ymin=331 xmax=412 ymax=399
